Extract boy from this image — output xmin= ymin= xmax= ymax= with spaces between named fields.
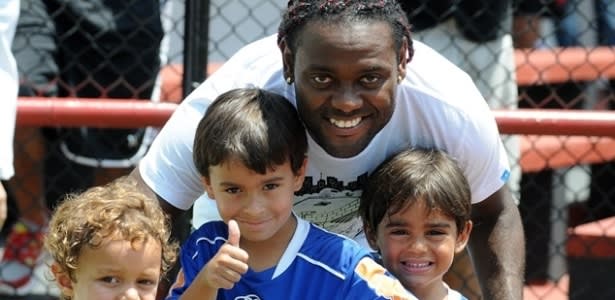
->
xmin=44 ymin=177 xmax=178 ymax=300
xmin=360 ymin=148 xmax=474 ymax=300
xmin=167 ymin=88 xmax=416 ymax=299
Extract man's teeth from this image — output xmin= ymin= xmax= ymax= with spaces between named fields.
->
xmin=330 ymin=118 xmax=361 ymax=128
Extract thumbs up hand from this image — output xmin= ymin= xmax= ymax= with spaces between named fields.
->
xmin=226 ymin=219 xmax=241 ymax=247
xmin=200 ymin=220 xmax=249 ymax=290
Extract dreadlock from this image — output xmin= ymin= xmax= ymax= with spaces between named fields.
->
xmin=278 ymin=0 xmax=413 ymax=62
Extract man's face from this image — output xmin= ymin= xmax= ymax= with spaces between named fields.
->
xmin=286 ymin=21 xmax=407 ymax=158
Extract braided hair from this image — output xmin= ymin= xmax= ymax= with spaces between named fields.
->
xmin=278 ymin=0 xmax=413 ymax=62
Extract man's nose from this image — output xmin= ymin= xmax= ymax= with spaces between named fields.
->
xmin=331 ymin=84 xmax=363 ymax=113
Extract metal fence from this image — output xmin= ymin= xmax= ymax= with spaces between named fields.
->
xmin=2 ymin=0 xmax=615 ymax=299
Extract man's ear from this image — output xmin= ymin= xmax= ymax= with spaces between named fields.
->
xmin=51 ymin=262 xmax=74 ymax=298
xmin=455 ymin=220 xmax=473 ymax=253
xmin=201 ymin=176 xmax=215 ymax=199
xmin=397 ymin=37 xmax=409 ymax=80
xmin=279 ymin=39 xmax=294 ymax=81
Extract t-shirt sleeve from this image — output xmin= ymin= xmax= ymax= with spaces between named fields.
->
xmin=455 ymin=93 xmax=511 ymax=204
xmin=139 ymin=96 xmax=208 ymax=210
xmin=139 ymin=34 xmax=284 ymax=210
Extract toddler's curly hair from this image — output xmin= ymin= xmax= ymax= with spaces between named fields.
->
xmin=44 ymin=176 xmax=178 ymax=284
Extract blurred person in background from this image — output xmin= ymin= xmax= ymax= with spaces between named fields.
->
xmin=0 ymin=0 xmax=163 ymax=296
xmin=512 ymin=0 xmax=615 ymax=283
xmin=554 ymin=0 xmax=615 ymax=221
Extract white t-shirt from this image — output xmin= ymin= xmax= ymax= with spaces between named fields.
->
xmin=139 ymin=34 xmax=510 ymax=237
xmin=0 ymin=0 xmax=19 ymax=180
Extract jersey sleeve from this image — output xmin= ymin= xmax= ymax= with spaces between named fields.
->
xmin=167 ymin=223 xmax=226 ymax=299
xmin=345 ymin=257 xmax=418 ymax=300
xmin=166 ymin=232 xmax=204 ymax=299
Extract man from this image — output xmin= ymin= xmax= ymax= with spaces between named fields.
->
xmin=131 ymin=1 xmax=525 ymax=299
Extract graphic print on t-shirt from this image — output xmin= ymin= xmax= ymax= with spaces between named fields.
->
xmin=293 ymin=173 xmax=368 ymax=238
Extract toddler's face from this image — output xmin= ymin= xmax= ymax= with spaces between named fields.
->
xmin=369 ymin=200 xmax=470 ymax=296
xmin=62 ymin=237 xmax=162 ymax=300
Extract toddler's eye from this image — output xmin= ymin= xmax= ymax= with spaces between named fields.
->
xmin=391 ymin=229 xmax=408 ymax=236
xmin=138 ymin=279 xmax=157 ymax=286
xmin=100 ymin=276 xmax=120 ymax=284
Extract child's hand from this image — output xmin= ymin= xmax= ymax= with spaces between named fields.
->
xmin=201 ymin=220 xmax=249 ymax=290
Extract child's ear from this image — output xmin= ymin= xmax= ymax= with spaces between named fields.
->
xmin=51 ymin=262 xmax=74 ymax=298
xmin=292 ymin=157 xmax=308 ymax=192
xmin=454 ymin=220 xmax=473 ymax=253
xmin=364 ymin=224 xmax=380 ymax=252
xmin=201 ymin=176 xmax=215 ymax=199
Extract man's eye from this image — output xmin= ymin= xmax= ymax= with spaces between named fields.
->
xmin=311 ymin=75 xmax=332 ymax=85
xmin=360 ymin=74 xmax=382 ymax=87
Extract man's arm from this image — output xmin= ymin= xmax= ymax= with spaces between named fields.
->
xmin=127 ymin=166 xmax=191 ymax=300
xmin=469 ymin=185 xmax=525 ymax=300
xmin=129 ymin=166 xmax=184 ymax=219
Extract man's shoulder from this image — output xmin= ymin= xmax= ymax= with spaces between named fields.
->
xmin=408 ymin=40 xmax=475 ymax=84
xmin=182 ymin=34 xmax=287 ymax=107
xmin=400 ymin=40 xmax=488 ymax=113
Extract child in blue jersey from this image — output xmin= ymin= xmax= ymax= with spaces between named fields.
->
xmin=360 ymin=148 xmax=474 ymax=300
xmin=166 ymin=88 xmax=416 ymax=300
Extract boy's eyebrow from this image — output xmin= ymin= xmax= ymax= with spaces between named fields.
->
xmin=383 ymin=219 xmax=453 ymax=229
xmin=218 ymin=176 xmax=286 ymax=186
xmin=383 ymin=219 xmax=407 ymax=228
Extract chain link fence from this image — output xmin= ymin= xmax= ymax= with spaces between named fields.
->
xmin=2 ymin=0 xmax=614 ymax=299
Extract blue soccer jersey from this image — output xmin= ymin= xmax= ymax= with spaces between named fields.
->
xmin=167 ymin=217 xmax=416 ymax=300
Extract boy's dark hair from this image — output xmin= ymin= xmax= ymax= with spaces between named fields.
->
xmin=360 ymin=148 xmax=471 ymax=235
xmin=193 ymin=88 xmax=307 ymax=177
xmin=278 ymin=0 xmax=414 ymax=62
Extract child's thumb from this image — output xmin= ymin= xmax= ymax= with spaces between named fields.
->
xmin=227 ymin=219 xmax=241 ymax=247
